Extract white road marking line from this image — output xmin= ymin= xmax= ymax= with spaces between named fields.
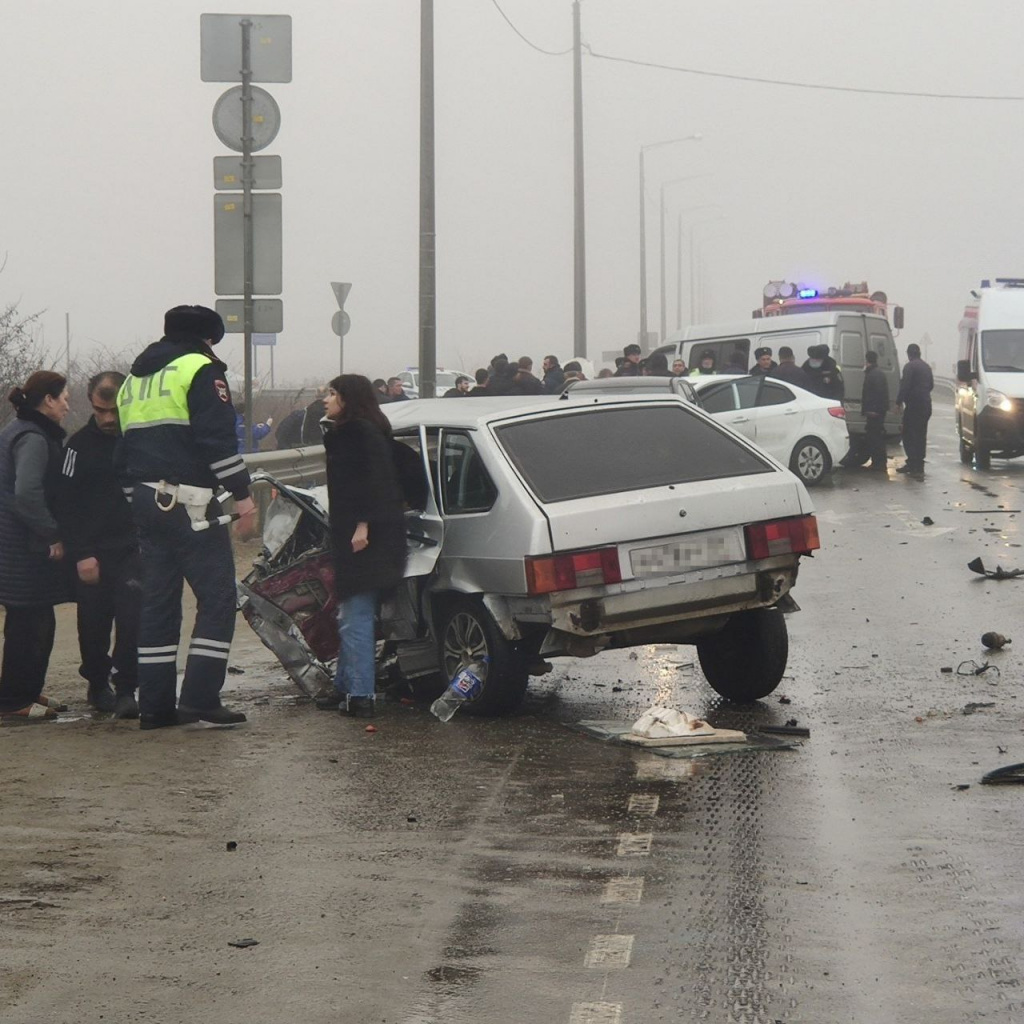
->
xmin=570 ymin=1002 xmax=622 ymax=1024
xmin=601 ymin=876 xmax=644 ymax=904
xmin=627 ymin=793 xmax=659 ymax=816
xmin=616 ymin=832 xmax=653 ymax=857
xmin=584 ymin=934 xmax=634 ymax=969
xmin=635 ymin=759 xmax=698 ymax=781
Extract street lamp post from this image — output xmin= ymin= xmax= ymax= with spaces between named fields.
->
xmin=658 ymin=179 xmax=712 ymax=341
xmin=639 ymin=134 xmax=701 ymax=350
xmin=687 ymin=216 xmax=726 ymax=325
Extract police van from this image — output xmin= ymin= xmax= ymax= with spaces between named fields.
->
xmin=956 ymin=278 xmax=1024 ymax=468
xmin=651 ymin=311 xmax=902 ymax=437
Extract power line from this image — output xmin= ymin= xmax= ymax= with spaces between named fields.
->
xmin=583 ymin=46 xmax=1024 ymax=102
xmin=487 ymin=0 xmax=572 ymax=56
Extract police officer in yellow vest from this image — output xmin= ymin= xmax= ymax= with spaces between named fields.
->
xmin=116 ymin=305 xmax=257 ymax=730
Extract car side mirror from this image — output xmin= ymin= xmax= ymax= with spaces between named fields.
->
xmin=892 ymin=306 xmax=904 ymax=330
xmin=956 ymin=359 xmax=976 ymax=383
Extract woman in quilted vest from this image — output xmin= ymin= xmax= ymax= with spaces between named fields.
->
xmin=0 ymin=371 xmax=72 ymax=721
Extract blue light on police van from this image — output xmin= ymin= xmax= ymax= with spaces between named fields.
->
xmin=798 ymin=288 xmax=818 ymax=299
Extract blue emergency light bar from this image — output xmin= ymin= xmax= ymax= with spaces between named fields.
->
xmin=798 ymin=288 xmax=818 ymax=299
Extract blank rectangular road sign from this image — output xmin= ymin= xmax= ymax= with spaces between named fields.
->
xmin=214 ymin=155 xmax=282 ymax=190
xmin=216 ymin=299 xmax=283 ymax=334
xmin=201 ymin=14 xmax=292 ymax=83
xmin=214 ymin=192 xmax=282 ymax=296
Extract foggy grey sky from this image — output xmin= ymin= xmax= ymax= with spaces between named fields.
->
xmin=3 ymin=0 xmax=1023 ymax=386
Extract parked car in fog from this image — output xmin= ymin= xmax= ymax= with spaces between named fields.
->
xmin=239 ymin=395 xmax=820 ymax=714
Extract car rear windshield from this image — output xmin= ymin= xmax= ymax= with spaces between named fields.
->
xmin=495 ymin=405 xmax=774 ymax=503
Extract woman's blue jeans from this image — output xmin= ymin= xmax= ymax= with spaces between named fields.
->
xmin=333 ymin=591 xmax=377 ymax=699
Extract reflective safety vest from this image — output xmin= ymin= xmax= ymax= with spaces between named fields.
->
xmin=117 ymin=352 xmax=214 ymax=433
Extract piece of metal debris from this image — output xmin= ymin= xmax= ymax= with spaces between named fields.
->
xmin=967 ymin=557 xmax=1024 ymax=580
xmin=981 ymin=632 xmax=1011 ymax=650
xmin=957 ymin=660 xmax=1000 ymax=677
xmin=962 ymin=702 xmax=996 ymax=715
xmin=228 ymin=938 xmax=259 ymax=948
xmin=981 ymin=763 xmax=1024 ymax=785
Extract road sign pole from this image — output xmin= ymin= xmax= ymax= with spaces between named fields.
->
xmin=241 ymin=17 xmax=255 ymax=453
xmin=418 ymin=0 xmax=436 ymax=400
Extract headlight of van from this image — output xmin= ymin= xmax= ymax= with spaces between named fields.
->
xmin=986 ymin=390 xmax=1014 ymax=412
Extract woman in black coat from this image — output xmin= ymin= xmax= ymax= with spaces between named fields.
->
xmin=0 ymin=371 xmax=72 ymax=720
xmin=321 ymin=374 xmax=406 ymax=718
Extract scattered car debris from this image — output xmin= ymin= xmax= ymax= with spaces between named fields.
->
xmin=228 ymin=938 xmax=259 ymax=948
xmin=981 ymin=632 xmax=1011 ymax=650
xmin=957 ymin=660 xmax=1000 ymax=677
xmin=922 ymin=516 xmax=935 ymax=526
xmin=407 ymin=815 xmax=418 ymax=823
xmin=365 ymin=725 xmax=377 ymax=733
xmin=225 ymin=841 xmax=238 ymax=852
xmin=952 ymin=784 xmax=971 ymax=791
xmin=778 ymin=695 xmax=792 ymax=704
xmin=227 ymin=666 xmax=245 ymax=675
xmin=981 ymin=763 xmax=1024 ymax=785
xmin=621 ymin=706 xmax=746 ymax=746
xmin=962 ymin=702 xmax=996 ymax=715
xmin=998 ymin=745 xmax=1008 ymax=754
xmin=940 ymin=666 xmax=954 ymax=673
xmin=760 ymin=724 xmax=811 ymax=738
xmin=967 ymin=557 xmax=1024 ymax=580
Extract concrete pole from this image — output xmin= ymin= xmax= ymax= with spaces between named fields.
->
xmin=572 ymin=0 xmax=587 ymax=358
xmin=418 ymin=0 xmax=437 ymax=399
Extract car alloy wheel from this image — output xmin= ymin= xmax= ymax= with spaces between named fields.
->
xmin=790 ymin=436 xmax=831 ymax=486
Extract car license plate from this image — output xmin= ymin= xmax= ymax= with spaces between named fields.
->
xmin=629 ymin=528 xmax=745 ymax=576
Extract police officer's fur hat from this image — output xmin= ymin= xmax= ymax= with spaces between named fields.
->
xmin=164 ymin=305 xmax=226 ymax=344
xmin=754 ymin=346 xmax=772 ymax=359
xmin=623 ymin=343 xmax=642 ymax=357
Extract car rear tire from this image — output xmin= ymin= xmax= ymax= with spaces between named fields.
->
xmin=975 ymin=441 xmax=992 ymax=470
xmin=696 ymin=607 xmax=789 ymax=703
xmin=790 ymin=437 xmax=832 ymax=486
xmin=436 ymin=596 xmax=529 ymax=716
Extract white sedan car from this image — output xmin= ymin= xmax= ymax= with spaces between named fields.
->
xmin=689 ymin=374 xmax=848 ymax=486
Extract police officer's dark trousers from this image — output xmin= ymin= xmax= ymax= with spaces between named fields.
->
xmin=77 ymin=548 xmax=142 ymax=694
xmin=132 ymin=488 xmax=237 ymax=715
xmin=902 ymin=402 xmax=932 ymax=471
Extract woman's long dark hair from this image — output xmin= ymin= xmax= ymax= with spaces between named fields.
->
xmin=328 ymin=374 xmax=392 ymax=437
xmin=8 ymin=370 xmax=67 ymax=411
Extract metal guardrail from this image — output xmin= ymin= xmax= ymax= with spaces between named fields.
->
xmin=243 ymin=443 xmax=326 ymax=486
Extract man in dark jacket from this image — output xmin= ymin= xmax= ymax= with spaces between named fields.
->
xmin=300 ymin=388 xmax=328 ymax=444
xmin=541 ymin=356 xmax=565 ymax=393
xmin=468 ymin=368 xmax=490 ymax=395
xmin=768 ymin=346 xmax=812 ymax=390
xmin=274 ymin=407 xmax=305 ymax=449
xmin=614 ymin=344 xmax=643 ymax=377
xmin=896 ymin=342 xmax=934 ymax=476
xmin=512 ymin=356 xmax=546 ymax=395
xmin=57 ymin=372 xmax=141 ymax=717
xmin=749 ymin=347 xmax=777 ymax=377
xmin=802 ymin=344 xmax=845 ymax=400
xmin=116 ymin=304 xmax=257 ymax=730
xmin=860 ymin=350 xmax=890 ymax=471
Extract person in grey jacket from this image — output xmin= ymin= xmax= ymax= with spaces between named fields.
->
xmin=861 ymin=350 xmax=890 ymax=471
xmin=0 ymin=371 xmax=73 ymax=720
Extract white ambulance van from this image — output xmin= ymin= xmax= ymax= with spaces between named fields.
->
xmin=956 ymin=278 xmax=1024 ymax=468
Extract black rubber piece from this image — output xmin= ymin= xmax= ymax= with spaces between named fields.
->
xmin=981 ymin=763 xmax=1024 ymax=785
xmin=759 ymin=724 xmax=811 ymax=737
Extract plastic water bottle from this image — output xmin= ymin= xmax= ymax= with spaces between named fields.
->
xmin=430 ymin=658 xmax=489 ymax=722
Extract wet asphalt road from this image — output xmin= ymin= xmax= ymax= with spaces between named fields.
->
xmin=5 ymin=393 xmax=1024 ymax=1024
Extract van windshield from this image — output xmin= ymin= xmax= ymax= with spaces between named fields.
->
xmin=982 ymin=330 xmax=1024 ymax=372
xmin=494 ymin=405 xmax=773 ymax=503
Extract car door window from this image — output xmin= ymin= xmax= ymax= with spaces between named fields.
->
xmin=840 ymin=330 xmax=865 ymax=368
xmin=698 ymin=383 xmax=737 ymax=413
xmin=734 ymin=378 xmax=762 ymax=410
xmin=440 ymin=432 xmax=497 ymax=514
xmin=758 ymin=381 xmax=795 ymax=407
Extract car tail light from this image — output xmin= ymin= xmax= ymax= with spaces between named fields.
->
xmin=744 ymin=515 xmax=820 ymax=560
xmin=827 ymin=406 xmax=846 ymax=418
xmin=525 ymin=547 xmax=622 ymax=595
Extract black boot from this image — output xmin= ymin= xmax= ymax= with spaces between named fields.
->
xmin=140 ymin=710 xmax=185 ymax=731
xmin=177 ymin=704 xmax=247 ymax=725
xmin=113 ymin=688 xmax=139 ymax=719
xmin=346 ymin=696 xmax=376 ymax=719
xmin=87 ymin=682 xmax=117 ymax=714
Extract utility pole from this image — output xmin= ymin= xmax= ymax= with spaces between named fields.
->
xmin=418 ymin=0 xmax=437 ymax=399
xmin=65 ymin=313 xmax=71 ymax=379
xmin=572 ymin=0 xmax=586 ymax=358
xmin=639 ymin=147 xmax=648 ymax=349
xmin=240 ymin=17 xmax=255 ymax=454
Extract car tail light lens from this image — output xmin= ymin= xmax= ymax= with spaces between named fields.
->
xmin=744 ymin=515 xmax=820 ymax=560
xmin=525 ymin=547 xmax=622 ymax=595
xmin=827 ymin=405 xmax=846 ymax=418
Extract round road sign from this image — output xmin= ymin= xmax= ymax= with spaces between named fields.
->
xmin=331 ymin=310 xmax=351 ymax=337
xmin=212 ymin=86 xmax=282 ymax=153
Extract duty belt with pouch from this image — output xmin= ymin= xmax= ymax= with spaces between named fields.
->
xmin=141 ymin=481 xmax=240 ymax=532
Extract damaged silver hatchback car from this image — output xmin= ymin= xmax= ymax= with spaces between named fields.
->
xmin=238 ymin=394 xmax=820 ymax=713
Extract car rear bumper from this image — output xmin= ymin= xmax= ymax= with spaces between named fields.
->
xmin=542 ymin=554 xmax=800 ymax=636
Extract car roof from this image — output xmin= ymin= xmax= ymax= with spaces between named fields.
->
xmin=382 ymin=393 xmax=693 ymax=430
xmin=665 ymin=310 xmax=889 ymax=343
xmin=566 ymin=376 xmax=677 ymax=391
